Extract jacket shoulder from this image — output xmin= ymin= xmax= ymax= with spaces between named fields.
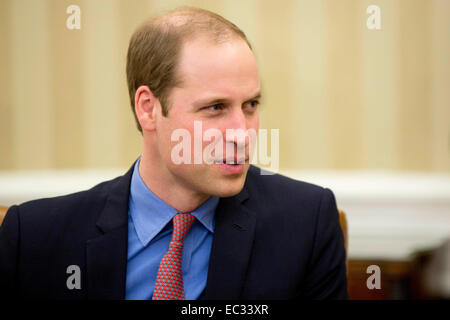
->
xmin=244 ymin=165 xmax=337 ymax=231
xmin=246 ymin=165 xmax=327 ymax=202
xmin=7 ymin=175 xmax=122 ymax=234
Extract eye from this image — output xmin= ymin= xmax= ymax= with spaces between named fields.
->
xmin=246 ymin=100 xmax=260 ymax=109
xmin=204 ymin=104 xmax=224 ymax=111
xmin=251 ymin=100 xmax=259 ymax=107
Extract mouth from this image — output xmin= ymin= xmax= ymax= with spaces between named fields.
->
xmin=212 ymin=157 xmax=248 ymax=175
xmin=214 ymin=158 xmax=248 ymax=165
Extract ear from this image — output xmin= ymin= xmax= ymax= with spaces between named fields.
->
xmin=134 ymin=85 xmax=160 ymax=131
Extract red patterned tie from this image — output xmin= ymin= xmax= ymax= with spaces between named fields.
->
xmin=152 ymin=213 xmax=196 ymax=300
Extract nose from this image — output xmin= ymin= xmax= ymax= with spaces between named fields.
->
xmin=221 ymin=108 xmax=252 ymax=163
xmin=224 ymin=108 xmax=248 ymax=143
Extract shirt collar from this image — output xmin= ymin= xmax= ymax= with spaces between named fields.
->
xmin=129 ymin=157 xmax=219 ymax=247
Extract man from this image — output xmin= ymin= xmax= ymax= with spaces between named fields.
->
xmin=0 ymin=7 xmax=348 ymax=300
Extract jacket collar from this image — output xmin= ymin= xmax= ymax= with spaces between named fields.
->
xmin=204 ymin=172 xmax=257 ymax=300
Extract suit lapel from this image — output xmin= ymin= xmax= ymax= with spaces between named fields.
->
xmin=204 ymin=186 xmax=257 ymax=299
xmin=86 ymin=226 xmax=128 ymax=299
xmin=85 ymin=162 xmax=135 ymax=299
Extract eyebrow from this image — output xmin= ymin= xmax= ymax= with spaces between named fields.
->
xmin=193 ymin=91 xmax=262 ymax=107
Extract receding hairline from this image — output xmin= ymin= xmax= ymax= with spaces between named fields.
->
xmin=147 ymin=7 xmax=253 ymax=104
xmin=146 ymin=6 xmax=252 ymax=49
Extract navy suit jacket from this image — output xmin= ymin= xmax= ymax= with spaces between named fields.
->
xmin=0 ymin=163 xmax=348 ymax=299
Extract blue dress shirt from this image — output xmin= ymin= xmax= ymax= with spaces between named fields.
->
xmin=125 ymin=157 xmax=219 ymax=300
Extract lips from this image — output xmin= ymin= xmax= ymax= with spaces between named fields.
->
xmin=214 ymin=162 xmax=245 ymax=174
xmin=214 ymin=158 xmax=247 ymax=165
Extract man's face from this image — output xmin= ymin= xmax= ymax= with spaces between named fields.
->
xmin=154 ymin=36 xmax=260 ymax=198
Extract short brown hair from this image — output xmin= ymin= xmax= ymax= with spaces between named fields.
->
xmin=126 ymin=6 xmax=252 ymax=132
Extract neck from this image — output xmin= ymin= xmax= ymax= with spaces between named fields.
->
xmin=138 ymin=148 xmax=210 ymax=213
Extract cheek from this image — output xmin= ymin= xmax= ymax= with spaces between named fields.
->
xmin=244 ymin=115 xmax=259 ymax=138
xmin=155 ymin=119 xmax=180 ymax=161
xmin=159 ymin=115 xmax=194 ymax=142
xmin=251 ymin=112 xmax=259 ymax=129
xmin=161 ymin=120 xmax=198 ymax=165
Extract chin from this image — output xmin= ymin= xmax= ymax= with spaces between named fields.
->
xmin=214 ymin=188 xmax=242 ymax=198
xmin=209 ymin=178 xmax=247 ymax=198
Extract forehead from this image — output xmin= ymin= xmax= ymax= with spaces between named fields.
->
xmin=175 ymin=37 xmax=260 ymax=97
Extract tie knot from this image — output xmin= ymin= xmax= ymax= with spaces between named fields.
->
xmin=172 ymin=213 xmax=195 ymax=242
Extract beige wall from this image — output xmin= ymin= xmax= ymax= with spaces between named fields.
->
xmin=0 ymin=0 xmax=449 ymax=172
